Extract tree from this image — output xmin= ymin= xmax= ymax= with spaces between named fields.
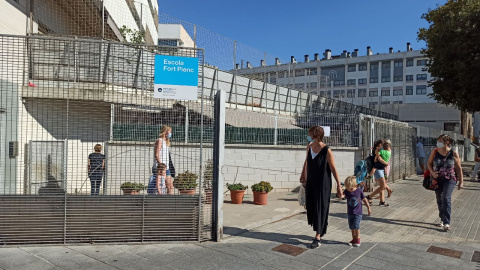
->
xmin=119 ymin=25 xmax=145 ymax=44
xmin=418 ymin=0 xmax=480 ymax=112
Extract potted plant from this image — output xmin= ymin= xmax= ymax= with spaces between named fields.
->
xmin=226 ymin=183 xmax=248 ymax=204
xmin=120 ymin=182 xmax=146 ymax=195
xmin=203 ymin=159 xmax=214 ymax=204
xmin=251 ymin=181 xmax=273 ymax=205
xmin=173 ymin=170 xmax=198 ymax=195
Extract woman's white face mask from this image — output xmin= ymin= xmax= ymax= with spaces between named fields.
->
xmin=436 ymin=141 xmax=445 ymax=148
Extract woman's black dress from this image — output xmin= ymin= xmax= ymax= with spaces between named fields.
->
xmin=305 ymin=146 xmax=332 ymax=237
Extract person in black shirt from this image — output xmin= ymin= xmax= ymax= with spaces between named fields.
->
xmin=88 ymin=144 xmax=105 ymax=195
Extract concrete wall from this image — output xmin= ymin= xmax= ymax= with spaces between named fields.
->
xmin=222 ymin=145 xmax=362 ymax=193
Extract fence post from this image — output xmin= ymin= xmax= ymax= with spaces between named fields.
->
xmin=213 ymin=90 xmax=225 ymax=241
xmin=185 ymin=105 xmax=189 ymax=143
xmin=274 ymin=113 xmax=278 ymax=145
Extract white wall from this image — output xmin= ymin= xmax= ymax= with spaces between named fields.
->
xmin=0 ymin=0 xmax=28 ymax=35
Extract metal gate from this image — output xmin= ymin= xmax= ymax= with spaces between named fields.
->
xmin=0 ymin=34 xmax=218 ymax=244
xmin=360 ymin=114 xmax=416 ymax=187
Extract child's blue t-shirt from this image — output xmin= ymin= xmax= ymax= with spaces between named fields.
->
xmin=344 ymin=188 xmax=365 ymax=215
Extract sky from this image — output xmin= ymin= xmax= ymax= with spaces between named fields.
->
xmin=158 ymin=0 xmax=447 ymax=67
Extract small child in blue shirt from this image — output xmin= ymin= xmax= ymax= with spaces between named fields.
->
xmin=343 ymin=176 xmax=371 ymax=247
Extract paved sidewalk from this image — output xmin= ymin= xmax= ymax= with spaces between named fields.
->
xmin=1 ymin=174 xmax=480 ymax=269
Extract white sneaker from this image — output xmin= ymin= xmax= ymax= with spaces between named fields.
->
xmin=444 ymin=224 xmax=450 ymax=231
xmin=438 ymin=221 xmax=444 ymax=227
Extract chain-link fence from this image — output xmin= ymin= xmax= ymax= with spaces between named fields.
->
xmin=0 ymin=34 xmax=217 ymax=244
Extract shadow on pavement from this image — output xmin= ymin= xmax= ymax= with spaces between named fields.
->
xmin=223 ymin=226 xmax=346 ymax=248
xmin=329 ymin=212 xmax=445 ymax=231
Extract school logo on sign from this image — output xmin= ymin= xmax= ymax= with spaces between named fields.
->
xmin=154 ymin=55 xmax=199 ymax=100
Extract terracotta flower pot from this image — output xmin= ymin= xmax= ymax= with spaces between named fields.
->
xmin=230 ymin=190 xmax=245 ymax=204
xmin=122 ymin=189 xmax=140 ymax=195
xmin=179 ymin=189 xmax=196 ymax=195
xmin=253 ymin=191 xmax=268 ymax=205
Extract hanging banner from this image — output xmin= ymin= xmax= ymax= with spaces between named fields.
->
xmin=154 ymin=55 xmax=199 ymax=100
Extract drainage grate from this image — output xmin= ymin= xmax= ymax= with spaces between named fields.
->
xmin=272 ymin=243 xmax=307 ymax=256
xmin=472 ymin=251 xmax=480 ymax=263
xmin=427 ymin=245 xmax=462 ymax=259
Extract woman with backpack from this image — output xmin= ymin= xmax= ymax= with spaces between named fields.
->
xmin=427 ymin=134 xmax=463 ymax=231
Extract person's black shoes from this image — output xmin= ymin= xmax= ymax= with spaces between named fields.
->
xmin=310 ymin=238 xmax=321 ymax=249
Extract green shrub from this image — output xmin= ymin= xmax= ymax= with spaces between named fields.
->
xmin=203 ymin=159 xmax=214 ymax=190
xmin=120 ymin=182 xmax=146 ymax=191
xmin=173 ymin=171 xmax=198 ymax=190
xmin=226 ymin=183 xmax=248 ymax=191
xmin=251 ymin=181 xmax=273 ymax=193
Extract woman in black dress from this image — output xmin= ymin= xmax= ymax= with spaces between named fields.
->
xmin=300 ymin=126 xmax=342 ymax=248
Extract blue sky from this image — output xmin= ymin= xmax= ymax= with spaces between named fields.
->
xmin=158 ymin=0 xmax=447 ymax=68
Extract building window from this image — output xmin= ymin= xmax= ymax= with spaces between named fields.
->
xmin=444 ymin=122 xmax=460 ymax=132
xmin=358 ymin=89 xmax=367 ymax=97
xmin=277 ymin=71 xmax=286 ymax=78
xmin=417 ymin=74 xmax=428 ymax=81
xmin=358 ymin=78 xmax=367 ymax=85
xmin=333 ymin=80 xmax=345 ymax=86
xmin=394 ymin=61 xmax=403 ymax=68
xmin=406 ymin=58 xmax=414 ymax=67
xmin=406 ymin=86 xmax=413 ymax=95
xmin=393 ymin=101 xmax=403 ymax=104
xmin=370 ymin=77 xmax=378 ymax=83
xmin=381 ymin=89 xmax=390 ymax=96
xmin=382 ymin=62 xmax=391 ymax=69
xmin=269 ymin=77 xmax=276 ymax=84
xmin=326 ymin=91 xmax=331 ymax=97
xmin=158 ymin=39 xmax=179 ymax=46
xmin=381 ymin=77 xmax=391 ymax=83
xmin=370 ymin=63 xmax=379 ymax=70
xmin=295 ymin=83 xmax=304 ymax=89
xmin=359 ymin=63 xmax=367 ymax=71
xmin=417 ymin=59 xmax=428 ymax=66
xmin=393 ymin=76 xmax=403 ymax=82
xmin=393 ymin=89 xmax=403 ymax=96
xmin=309 ymin=82 xmax=317 ymax=89
xmin=406 ymin=75 xmax=413 ymax=81
xmin=308 ymin=68 xmax=317 ymax=75
xmin=347 ymin=89 xmax=356 ymax=98
xmin=295 ymin=69 xmax=305 ymax=77
xmin=320 ymin=91 xmax=326 ymax=97
xmin=348 ymin=65 xmax=356 ymax=72
xmin=369 ymin=102 xmax=378 ymax=109
xmin=416 ymin=85 xmax=427 ymax=95
xmin=369 ymin=90 xmax=378 ymax=97
xmin=333 ymin=90 xmax=345 ymax=98
xmin=347 ymin=79 xmax=356 ymax=86
xmin=381 ymin=101 xmax=390 ymax=105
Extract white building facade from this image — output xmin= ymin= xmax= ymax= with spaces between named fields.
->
xmin=236 ymin=44 xmax=463 ymax=131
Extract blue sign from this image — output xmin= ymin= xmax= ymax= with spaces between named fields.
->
xmin=154 ymin=55 xmax=199 ymax=100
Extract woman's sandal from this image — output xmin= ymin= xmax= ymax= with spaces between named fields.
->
xmin=366 ymin=195 xmax=373 ymax=204
xmin=379 ymin=201 xmax=390 ymax=207
xmin=387 ymin=188 xmax=393 ymax=198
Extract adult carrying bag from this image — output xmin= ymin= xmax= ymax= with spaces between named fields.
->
xmin=422 ymin=149 xmax=452 ymax=190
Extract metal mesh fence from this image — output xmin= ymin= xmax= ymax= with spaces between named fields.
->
xmin=20 ymin=0 xmax=159 ymax=45
xmin=359 ymin=115 xmax=417 ymax=189
xmin=159 ymin=12 xmax=397 ymax=122
xmin=0 ymin=34 xmax=215 ymax=243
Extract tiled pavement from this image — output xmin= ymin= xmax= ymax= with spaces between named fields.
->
xmin=0 ymin=172 xmax=480 ymax=269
